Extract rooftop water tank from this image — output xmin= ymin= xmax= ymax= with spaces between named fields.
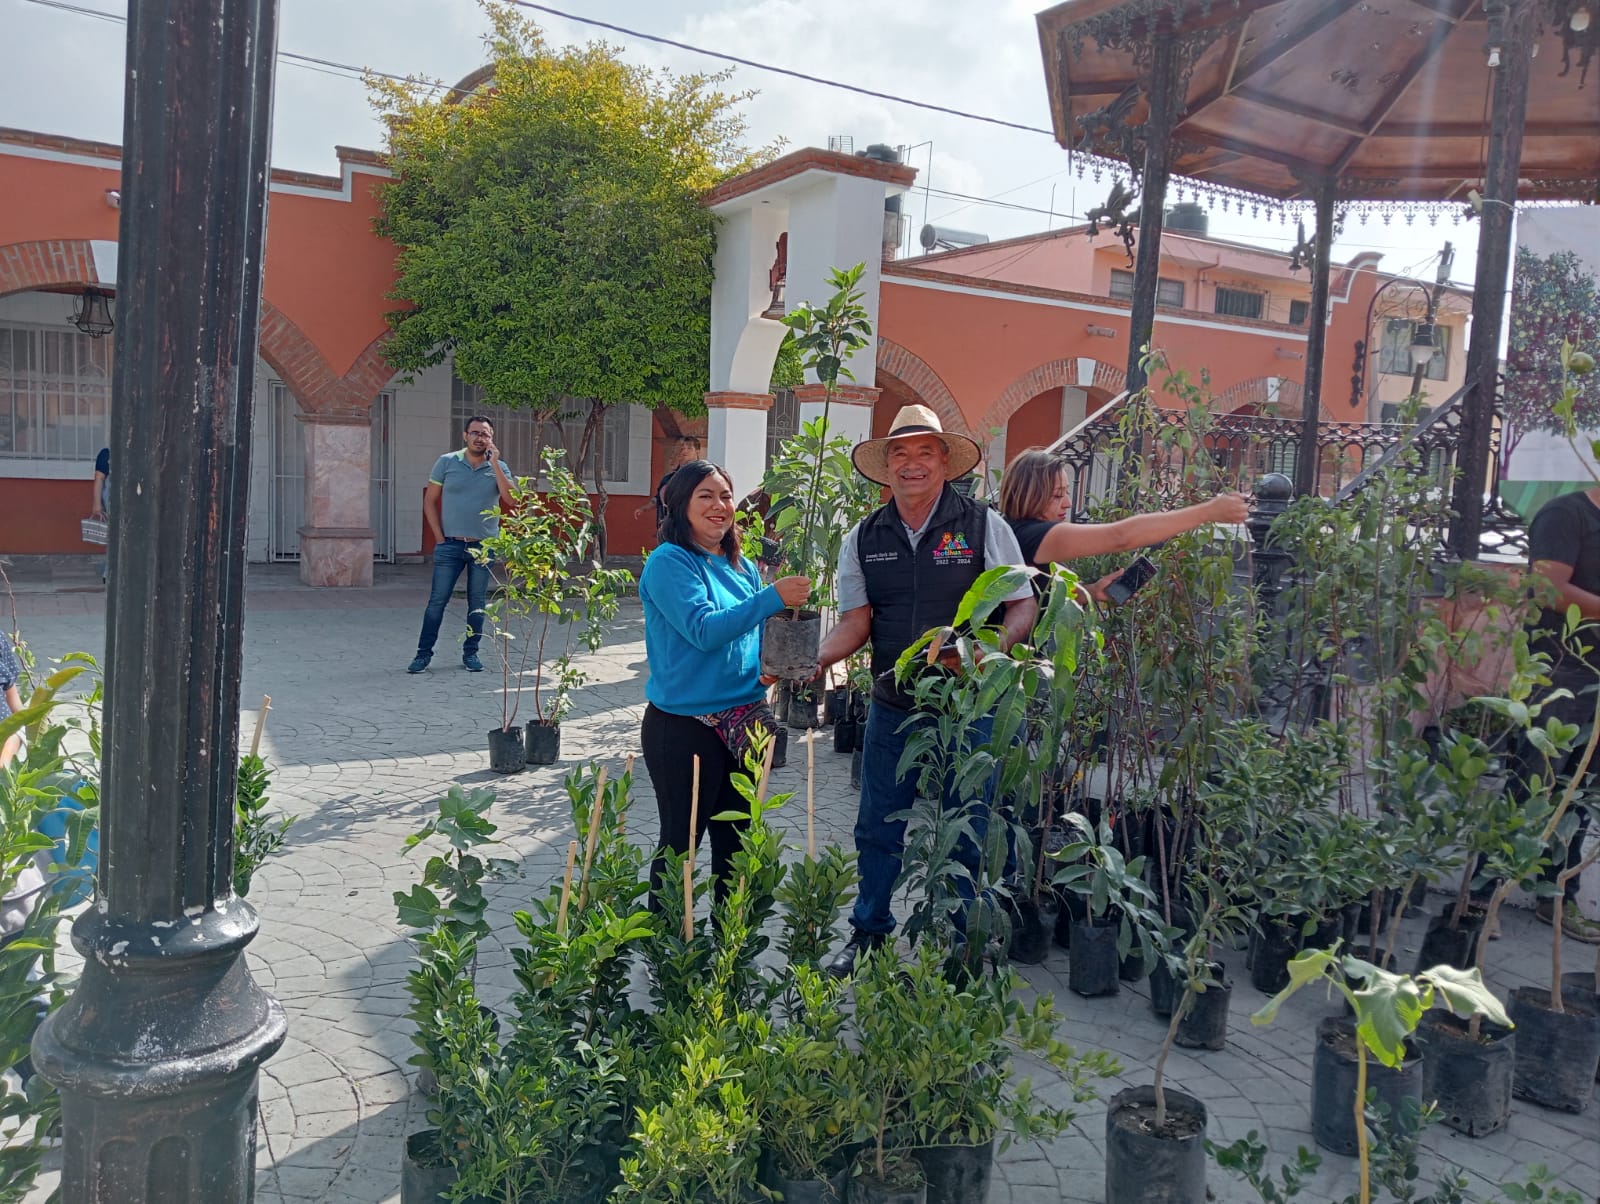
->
xmin=1165 ymin=201 xmax=1208 ymax=235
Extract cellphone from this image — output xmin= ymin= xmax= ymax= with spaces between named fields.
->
xmin=1104 ymin=555 xmax=1157 ymax=605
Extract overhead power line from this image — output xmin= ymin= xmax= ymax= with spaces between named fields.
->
xmin=500 ymin=0 xmax=1057 ymax=138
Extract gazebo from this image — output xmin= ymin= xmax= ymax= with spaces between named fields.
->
xmin=1036 ymin=0 xmax=1600 ymax=555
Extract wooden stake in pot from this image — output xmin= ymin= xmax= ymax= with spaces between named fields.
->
xmin=249 ymin=694 xmax=272 ymax=757
xmin=806 ymin=729 xmax=816 ymax=860
xmin=577 ymin=766 xmax=608 ymax=910
xmin=556 ymin=839 xmax=578 ymax=937
xmin=756 ymin=731 xmax=777 ymax=805
xmin=684 ymin=755 xmax=700 ymax=941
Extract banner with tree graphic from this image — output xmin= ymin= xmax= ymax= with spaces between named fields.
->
xmin=1501 ymin=207 xmax=1600 ymax=518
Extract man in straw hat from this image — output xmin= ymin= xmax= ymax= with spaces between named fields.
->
xmin=814 ymin=404 xmax=1037 ymax=977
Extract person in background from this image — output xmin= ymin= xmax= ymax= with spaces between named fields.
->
xmin=634 ymin=437 xmax=702 ymax=536
xmin=89 ymin=446 xmax=110 ymax=583
xmin=407 ymin=416 xmax=513 ymax=674
xmin=998 ymin=447 xmax=1249 ymax=598
xmin=813 ymin=406 xmax=1038 ymax=976
xmin=1511 ymin=486 xmax=1600 ymax=943
xmin=0 ymin=630 xmax=24 ymax=768
xmin=637 ymin=460 xmax=810 ymax=904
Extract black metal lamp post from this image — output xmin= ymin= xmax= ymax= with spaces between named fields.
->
xmin=1247 ymin=471 xmax=1295 ymax=617
xmin=31 ymin=1 xmax=287 ymax=1200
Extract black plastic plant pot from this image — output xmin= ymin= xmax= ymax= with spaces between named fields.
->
xmin=1104 ymin=1085 xmax=1207 ymax=1204
xmin=824 ymin=687 xmax=847 ymax=724
xmin=918 ymin=1135 xmax=994 ymax=1204
xmin=487 ymin=726 xmax=525 ymax=774
xmin=787 ymin=683 xmax=822 ymax=730
xmin=1508 ymin=984 xmax=1600 ymax=1113
xmin=1248 ymin=916 xmax=1301 ymax=994
xmin=524 ymin=719 xmax=560 ymax=765
xmin=1311 ymin=1017 xmax=1422 ymax=1155
xmin=773 ymin=725 xmax=789 ymax=770
xmin=850 ymin=1154 xmax=927 ymax=1204
xmin=760 ymin=1154 xmax=848 ymax=1204
xmin=1173 ymin=969 xmax=1231 ymax=1052
xmin=762 ymin=609 xmax=822 ymax=681
xmin=402 ymin=1129 xmax=458 ymax=1203
xmin=1007 ymin=895 xmax=1050 ymax=966
xmin=1560 ymin=973 xmax=1600 ymax=1083
xmin=833 ymin=719 xmax=857 ymax=755
xmin=1150 ymin=960 xmax=1178 ymax=1018
xmin=1069 ymin=916 xmax=1121 ymax=997
xmin=1414 ymin=906 xmax=1484 ymax=973
xmin=1120 ymin=945 xmax=1148 ymax=983
xmin=1417 ymin=1010 xmax=1514 ymax=1137
xmin=1054 ymin=890 xmax=1088 ymax=951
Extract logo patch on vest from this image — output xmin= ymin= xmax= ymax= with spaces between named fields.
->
xmin=931 ymin=531 xmax=974 ymax=565
xmin=862 ymin=550 xmax=899 ymax=565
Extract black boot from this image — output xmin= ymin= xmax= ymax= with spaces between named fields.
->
xmin=827 ymin=928 xmax=887 ymax=979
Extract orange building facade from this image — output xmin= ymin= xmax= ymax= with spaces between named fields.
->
xmin=0 ymin=127 xmax=1468 ymax=579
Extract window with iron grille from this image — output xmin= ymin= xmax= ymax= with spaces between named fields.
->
xmin=451 ymin=373 xmax=631 ymax=482
xmin=1109 ymin=270 xmax=1185 ymax=308
xmin=1289 ymin=299 xmax=1310 ymax=326
xmin=1214 ymin=287 xmax=1266 ymax=319
xmin=766 ymin=388 xmax=799 ymax=469
xmin=1378 ymin=319 xmax=1449 ymax=382
xmin=0 ymin=323 xmax=113 ymax=462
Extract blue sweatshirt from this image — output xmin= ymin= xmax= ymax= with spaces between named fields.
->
xmin=639 ymin=542 xmax=785 ymax=716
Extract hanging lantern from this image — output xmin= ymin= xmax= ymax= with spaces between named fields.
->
xmin=70 ymin=289 xmax=114 ymax=339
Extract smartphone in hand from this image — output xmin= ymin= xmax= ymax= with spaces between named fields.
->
xmin=1104 ymin=555 xmax=1158 ymax=605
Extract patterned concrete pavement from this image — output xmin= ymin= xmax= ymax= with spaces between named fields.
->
xmin=7 ymin=561 xmax=1598 ymax=1203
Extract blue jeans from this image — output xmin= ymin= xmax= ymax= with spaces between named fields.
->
xmin=416 ymin=539 xmax=490 ymax=659
xmin=850 ymin=700 xmax=996 ymax=936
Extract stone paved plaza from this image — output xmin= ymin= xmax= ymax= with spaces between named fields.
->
xmin=7 ymin=561 xmax=1598 ymax=1203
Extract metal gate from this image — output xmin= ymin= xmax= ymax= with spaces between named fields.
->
xmin=370 ymin=392 xmax=394 ymax=563
xmin=268 ymin=381 xmax=304 ymax=561
xmin=267 ymin=382 xmax=394 ymax=562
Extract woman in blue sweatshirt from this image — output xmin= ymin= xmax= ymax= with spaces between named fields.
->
xmin=638 ymin=460 xmax=811 ymax=902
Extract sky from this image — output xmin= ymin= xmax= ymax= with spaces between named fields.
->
xmin=2 ymin=0 xmax=1479 ymax=286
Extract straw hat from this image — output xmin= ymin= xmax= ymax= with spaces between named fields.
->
xmin=851 ymin=404 xmax=982 ymax=487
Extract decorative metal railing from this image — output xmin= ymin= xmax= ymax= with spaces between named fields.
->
xmin=1047 ymin=380 xmax=1529 ymax=560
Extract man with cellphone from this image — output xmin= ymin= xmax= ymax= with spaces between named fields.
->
xmin=407 ymin=415 xmax=514 ymax=674
xmin=812 ymin=405 xmax=1037 ymax=977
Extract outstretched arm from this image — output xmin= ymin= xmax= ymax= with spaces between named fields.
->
xmin=818 ymin=606 xmax=872 ymax=674
xmin=1034 ymin=492 xmax=1248 ymax=564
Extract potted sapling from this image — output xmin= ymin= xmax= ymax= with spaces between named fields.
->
xmin=1052 ymin=812 xmax=1164 ymax=998
xmin=760 ymin=263 xmax=875 ymax=697
xmin=1252 ymin=946 xmax=1509 ymax=1204
xmin=478 ymin=450 xmax=632 ymax=768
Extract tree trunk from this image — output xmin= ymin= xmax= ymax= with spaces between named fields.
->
xmin=590 ymin=400 xmax=609 ymax=563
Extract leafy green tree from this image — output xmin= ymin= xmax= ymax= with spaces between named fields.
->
xmin=370 ymin=2 xmax=771 ymax=554
xmin=1503 ymin=246 xmax=1600 ymax=463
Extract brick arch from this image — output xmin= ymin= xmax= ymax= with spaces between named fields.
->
xmin=1216 ymin=376 xmax=1305 ymax=419
xmin=875 ymin=337 xmax=971 ymax=436
xmin=0 ymin=238 xmax=101 ymax=297
xmin=258 ymin=302 xmax=394 ymax=417
xmin=978 ymin=357 xmax=1122 ymax=435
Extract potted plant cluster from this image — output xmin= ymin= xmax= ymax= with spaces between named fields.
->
xmin=395 ymin=715 xmax=1116 ymax=1204
xmin=0 ymin=652 xmax=101 ymax=1202
xmin=477 ymin=448 xmax=633 ymax=770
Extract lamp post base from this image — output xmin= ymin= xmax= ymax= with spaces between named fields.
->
xmin=32 ymin=904 xmax=288 ymax=1201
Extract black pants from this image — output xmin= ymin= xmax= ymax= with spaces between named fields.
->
xmin=640 ymin=704 xmax=748 ymax=906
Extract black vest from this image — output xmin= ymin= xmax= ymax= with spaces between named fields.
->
xmin=858 ymin=485 xmax=989 ymax=708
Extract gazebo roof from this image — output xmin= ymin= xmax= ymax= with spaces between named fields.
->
xmin=1037 ymin=0 xmax=1600 ymax=203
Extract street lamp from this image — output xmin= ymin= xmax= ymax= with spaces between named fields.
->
xmin=1350 ymin=241 xmax=1454 ymax=419
xmin=1409 ymin=320 xmax=1439 ymax=399
xmin=70 ymin=288 xmax=115 ymax=338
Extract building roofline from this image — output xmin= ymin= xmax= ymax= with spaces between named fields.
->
xmin=0 ymin=126 xmax=390 ymax=192
xmin=703 ymin=147 xmax=917 ymax=209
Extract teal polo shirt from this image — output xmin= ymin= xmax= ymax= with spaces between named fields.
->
xmin=430 ymin=450 xmax=511 ymax=540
